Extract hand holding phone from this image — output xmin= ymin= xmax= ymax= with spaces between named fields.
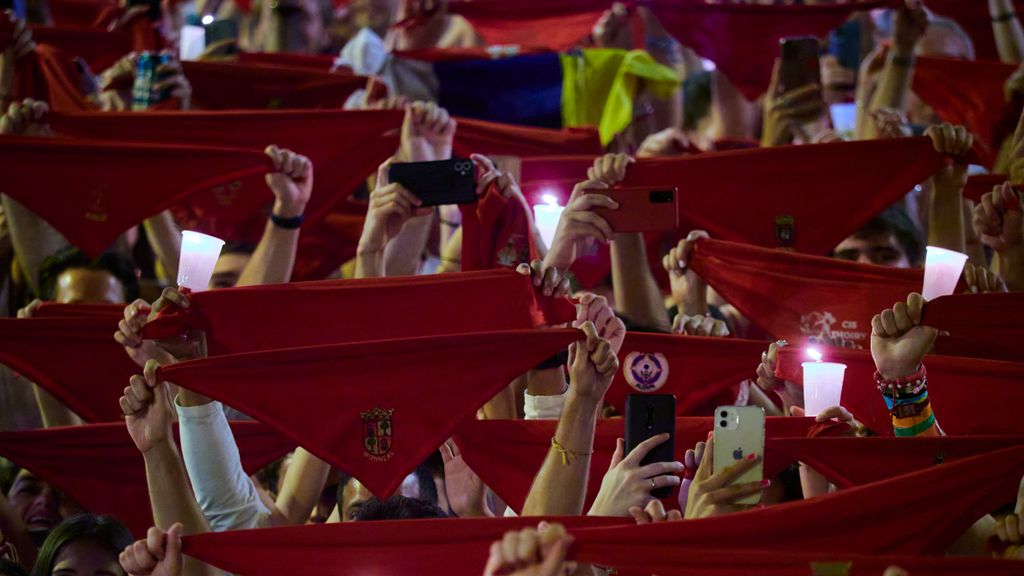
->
xmin=584 ymin=187 xmax=679 ymax=234
xmin=779 ymin=36 xmax=821 ymax=94
xmin=387 ymin=159 xmax=477 ymax=207
xmin=712 ymin=406 xmax=765 ymax=506
xmin=625 ymin=394 xmax=677 ymax=499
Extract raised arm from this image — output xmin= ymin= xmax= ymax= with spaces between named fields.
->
xmin=860 ymin=0 xmax=927 ymax=140
xmin=991 ymin=0 xmax=1024 ymax=64
xmin=356 ymin=161 xmax=432 ymax=279
xmin=521 ymin=322 xmax=619 ymax=516
xmin=925 ymin=124 xmax=974 ymax=253
xmin=234 ymin=147 xmax=313 ymax=286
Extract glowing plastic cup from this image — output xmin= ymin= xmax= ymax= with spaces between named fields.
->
xmin=922 ymin=246 xmax=968 ymax=301
xmin=533 ymin=193 xmax=564 ymax=250
xmin=177 ymin=231 xmax=225 ymax=292
xmin=802 ymin=361 xmax=847 ymax=417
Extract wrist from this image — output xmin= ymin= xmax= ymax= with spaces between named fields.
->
xmin=876 ymin=362 xmax=924 ymax=383
xmin=272 ymin=199 xmax=306 ymax=219
xmin=141 ymin=435 xmax=176 ymax=457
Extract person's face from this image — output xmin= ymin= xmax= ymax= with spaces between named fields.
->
xmin=54 ymin=269 xmax=125 ymax=304
xmin=833 ymin=233 xmax=911 ymax=268
xmin=340 ymin=473 xmax=421 ymax=521
xmin=50 ymin=539 xmax=124 ymax=576
xmin=209 ymin=253 xmax=251 ymax=289
xmin=7 ymin=471 xmax=62 ymax=533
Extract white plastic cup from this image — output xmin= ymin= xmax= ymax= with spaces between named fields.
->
xmin=533 ymin=202 xmax=564 ymax=251
xmin=177 ymin=231 xmax=225 ymax=292
xmin=802 ymin=362 xmax=847 ymax=417
xmin=922 ymin=246 xmax=968 ymax=301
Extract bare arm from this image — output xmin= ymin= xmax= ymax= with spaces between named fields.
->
xmin=610 ymin=233 xmax=670 ymax=331
xmin=862 ymin=1 xmax=927 ymax=140
xmin=273 ymin=448 xmax=331 ymax=525
xmin=143 ymin=211 xmax=181 ymax=282
xmin=991 ymin=0 xmax=1024 ymax=64
xmin=32 ymin=386 xmax=83 ymax=427
xmin=925 ymin=124 xmax=974 ymax=253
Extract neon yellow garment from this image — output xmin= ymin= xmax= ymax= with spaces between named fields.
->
xmin=560 ymin=49 xmax=681 ymax=145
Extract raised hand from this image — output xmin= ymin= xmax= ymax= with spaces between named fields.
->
xmin=573 ymin=293 xmax=625 ymax=355
xmin=993 ymin=475 xmax=1024 ymax=559
xmin=440 ymin=440 xmax=491 ymax=518
xmin=137 ymin=287 xmax=207 ymax=362
xmin=567 ymin=321 xmax=619 ymax=402
xmin=685 ymin=435 xmax=766 ymax=519
xmin=961 ymin=262 xmax=1008 ymax=294
xmin=3 ymin=12 xmax=35 ymax=59
xmin=0 ymin=98 xmax=52 ymax=136
xmin=358 ymin=160 xmax=432 ymax=253
xmin=973 ymin=181 xmax=1023 ymax=254
xmin=120 ymin=360 xmax=174 ymax=455
xmin=590 ymin=2 xmax=631 ymax=50
xmin=516 ymin=260 xmax=570 ymax=299
xmin=869 ymin=108 xmax=913 ymax=140
xmin=870 ymin=293 xmax=937 ymax=381
xmin=662 ymin=230 xmax=709 ymax=317
xmin=754 ymin=340 xmax=802 ymax=411
xmin=14 ymin=298 xmax=41 ymax=318
xmin=482 ymin=523 xmax=573 ymax=576
xmin=114 ymin=299 xmax=176 ymax=368
xmin=543 ymin=179 xmax=618 ymax=271
xmin=588 ymin=435 xmax=683 ymax=517
xmin=119 ymin=524 xmax=183 ymax=576
xmin=672 ymin=313 xmax=730 ymax=337
xmin=264 ymin=145 xmax=313 ymax=220
xmin=400 ymin=101 xmax=456 ymax=163
xmin=586 ymin=153 xmax=632 ymax=186
xmin=891 ymin=0 xmax=928 ymax=56
xmin=637 ymin=127 xmax=694 ymax=159
xmin=925 ymin=123 xmax=974 ymax=191
xmin=472 ymin=153 xmax=533 ymax=218
xmin=762 ymin=59 xmax=825 ymax=147
xmin=629 ymin=498 xmax=683 ymax=525
xmin=791 ymin=405 xmax=866 ymax=436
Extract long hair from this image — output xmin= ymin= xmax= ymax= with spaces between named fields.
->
xmin=31 ymin=514 xmax=132 ymax=576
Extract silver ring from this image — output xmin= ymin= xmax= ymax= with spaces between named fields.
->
xmin=650 ymin=478 xmax=656 ymax=488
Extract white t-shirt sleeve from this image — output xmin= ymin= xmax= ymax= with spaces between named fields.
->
xmin=523 ymin=389 xmax=569 ymax=420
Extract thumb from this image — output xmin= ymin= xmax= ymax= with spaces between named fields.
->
xmin=537 ymin=536 xmax=572 ymax=576
xmin=791 ymin=406 xmax=805 ymax=418
xmin=1016 ymin=474 xmax=1024 ymax=516
xmin=609 ymin=438 xmax=625 ymax=469
xmin=376 ymin=159 xmax=393 ymax=188
xmin=165 ymin=523 xmax=183 ymax=572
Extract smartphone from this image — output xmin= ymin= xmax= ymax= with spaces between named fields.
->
xmin=625 ymin=394 xmax=676 ymax=499
xmin=203 ymin=18 xmax=239 ymax=46
xmin=713 ymin=405 xmax=765 ymax=506
xmin=127 ymin=0 xmax=161 ymax=22
xmin=388 ymin=159 xmax=477 ymax=207
xmin=1 ymin=0 xmax=26 ymax=20
xmin=779 ymin=36 xmax=821 ymax=94
xmin=586 ymin=187 xmax=678 ymax=234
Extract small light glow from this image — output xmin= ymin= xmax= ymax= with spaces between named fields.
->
xmin=201 ymin=14 xmax=215 ymax=25
xmin=541 ymin=194 xmax=560 ymax=207
xmin=806 ymin=348 xmax=822 ymax=362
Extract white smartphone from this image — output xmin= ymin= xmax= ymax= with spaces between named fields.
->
xmin=713 ymin=405 xmax=765 ymax=505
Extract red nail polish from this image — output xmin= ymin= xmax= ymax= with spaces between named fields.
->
xmin=746 ymin=453 xmax=757 ymax=461
xmin=706 ymin=431 xmax=713 ymax=440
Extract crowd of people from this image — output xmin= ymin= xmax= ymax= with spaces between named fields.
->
xmin=1 ymin=0 xmax=1024 ymax=574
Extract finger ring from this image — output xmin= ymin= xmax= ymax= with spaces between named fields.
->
xmin=650 ymin=478 xmax=657 ymax=488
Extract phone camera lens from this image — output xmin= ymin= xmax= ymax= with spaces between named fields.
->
xmin=720 ymin=411 xmax=727 ymax=418
xmin=720 ymin=420 xmax=727 ymax=427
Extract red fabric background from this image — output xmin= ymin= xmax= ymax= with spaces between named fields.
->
xmin=181 ymin=61 xmax=368 ymax=110
xmin=924 ymin=292 xmax=1024 ymax=363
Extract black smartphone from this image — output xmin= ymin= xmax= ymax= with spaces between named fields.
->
xmin=388 ymin=159 xmax=477 ymax=207
xmin=779 ymin=36 xmax=821 ymax=94
xmin=203 ymin=18 xmax=239 ymax=46
xmin=127 ymin=0 xmax=161 ymax=22
xmin=625 ymin=394 xmax=676 ymax=499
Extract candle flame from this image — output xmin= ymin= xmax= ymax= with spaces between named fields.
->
xmin=807 ymin=348 xmax=822 ymax=362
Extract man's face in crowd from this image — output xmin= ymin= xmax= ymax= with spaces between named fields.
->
xmin=7 ymin=470 xmax=62 ymax=533
xmin=54 ymin=269 xmax=125 ymax=304
xmin=340 ymin=473 xmax=421 ymax=522
xmin=833 ymin=233 xmax=911 ymax=268
xmin=209 ymin=253 xmax=252 ymax=290
xmin=49 ymin=538 xmax=125 ymax=576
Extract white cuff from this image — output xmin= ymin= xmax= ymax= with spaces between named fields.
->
xmin=524 ymin=389 xmax=569 ymax=420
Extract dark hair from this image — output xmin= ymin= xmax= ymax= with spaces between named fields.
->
xmin=0 ymin=558 xmax=28 ymax=576
xmin=37 ymin=247 xmax=139 ymax=302
xmin=337 ymin=459 xmax=439 ymax=511
xmin=31 ymin=514 xmax=133 ymax=576
xmin=850 ymin=205 xmax=923 ymax=267
xmin=352 ymin=496 xmax=449 ymax=521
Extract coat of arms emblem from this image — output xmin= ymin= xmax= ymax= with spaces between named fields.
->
xmin=361 ymin=407 xmax=394 ymax=462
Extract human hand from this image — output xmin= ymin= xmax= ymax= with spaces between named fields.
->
xmin=144 ymin=287 xmax=207 ymax=361
xmin=591 ymin=2 xmax=631 ymax=50
xmin=400 ymin=101 xmax=456 ymax=163
xmin=15 ymin=298 xmax=42 ymax=318
xmin=993 ymin=475 xmax=1024 ymax=559
xmin=685 ymin=435 xmax=766 ymax=519
xmin=628 ymin=498 xmax=683 ymax=524
xmin=891 ymin=0 xmax=928 ymax=56
xmin=961 ymin=262 xmax=1008 ymax=294
xmin=677 ymin=440 xmax=704 ymax=511
xmin=925 ymin=123 xmax=973 ymax=191
xmin=589 ymin=435 xmax=683 ymax=517
xmin=120 ymin=360 xmax=174 ymax=455
xmin=636 ymin=127 xmax=694 ymax=159
xmin=542 ymin=179 xmax=617 ymax=270
xmin=754 ymin=340 xmax=803 ymax=411
xmin=672 ymin=314 xmax=730 ymax=337
xmin=3 ymin=12 xmax=35 ymax=59
xmin=358 ymin=160 xmax=433 ymax=253
xmin=482 ymin=523 xmax=573 ymax=576
xmin=763 ymin=59 xmax=825 ymax=147
xmin=0 ymin=98 xmax=53 ymax=136
xmin=152 ymin=54 xmax=192 ymax=110
xmin=662 ymin=230 xmax=709 ymax=317
xmin=119 ymin=523 xmax=183 ymax=576
xmin=264 ymin=145 xmax=313 ymax=219
xmin=115 ymin=299 xmax=177 ymax=368
xmin=869 ymin=107 xmax=913 ymax=140
xmin=472 ymin=153 xmax=532 ymax=217
xmin=573 ymin=293 xmax=625 ymax=355
xmin=586 ymin=153 xmax=633 ymax=186
xmin=870 ymin=293 xmax=937 ymax=381
xmin=516 ymin=260 xmax=570 ymax=299
xmin=791 ymin=405 xmax=866 ymax=436
xmin=441 ymin=440 xmax=491 ymax=518
xmin=567 ymin=321 xmax=619 ymax=402
xmin=107 ymin=4 xmax=150 ymax=33
xmin=973 ymin=181 xmax=1024 ymax=254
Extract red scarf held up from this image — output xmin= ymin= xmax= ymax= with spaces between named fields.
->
xmin=924 ymin=292 xmax=1024 ymax=363
xmin=158 ymin=329 xmax=582 ymax=499
xmin=689 ymin=238 xmax=922 ymax=348
xmin=453 ymin=118 xmax=601 ymax=157
xmin=0 ymin=422 xmax=292 ymax=537
xmin=48 ymin=0 xmax=121 ymax=29
xmin=460 ymin=180 xmax=541 ymax=271
xmin=926 ymin=0 xmax=1024 ymax=62
xmin=447 ymin=0 xmax=609 ymax=51
xmin=13 ymin=45 xmax=94 ymax=113
xmin=143 ymin=269 xmax=575 ymax=354
xmin=912 ymin=56 xmax=1017 ymax=167
xmin=237 ymin=51 xmax=336 ymax=70
xmin=180 ymin=446 xmax=1024 ymax=575
xmin=453 ymin=416 xmax=827 ymax=514
xmin=0 ymin=316 xmax=139 ymax=422
xmin=181 ymin=61 xmax=368 ymax=110
xmin=0 ymin=135 xmax=272 ymax=258
xmin=604 ymin=333 xmax=768 ymax=417
xmin=775 ymin=346 xmax=1024 ymax=436
xmin=29 ymin=25 xmax=132 ymax=72
xmin=620 ymin=138 xmax=946 ymax=255
xmin=643 ymin=0 xmax=897 ymax=101
xmin=34 ymin=302 xmax=123 ymax=318
xmin=964 ymin=173 xmax=1007 ymax=203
